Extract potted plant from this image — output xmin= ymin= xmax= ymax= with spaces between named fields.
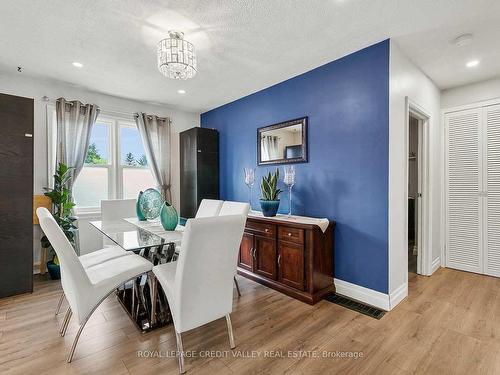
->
xmin=41 ymin=163 xmax=78 ymax=280
xmin=259 ymin=168 xmax=282 ymax=217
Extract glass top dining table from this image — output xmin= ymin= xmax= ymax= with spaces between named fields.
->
xmin=89 ymin=217 xmax=184 ymax=251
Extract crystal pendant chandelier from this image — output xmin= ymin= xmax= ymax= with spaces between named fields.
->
xmin=157 ymin=30 xmax=197 ymax=80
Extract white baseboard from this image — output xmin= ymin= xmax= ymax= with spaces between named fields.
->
xmin=431 ymin=257 xmax=441 ymax=274
xmin=334 ymin=278 xmax=390 ymax=311
xmin=389 ymin=283 xmax=407 ymax=309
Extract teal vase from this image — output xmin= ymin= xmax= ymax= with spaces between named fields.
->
xmin=136 ymin=191 xmax=146 ymax=221
xmin=160 ymin=202 xmax=178 ymax=231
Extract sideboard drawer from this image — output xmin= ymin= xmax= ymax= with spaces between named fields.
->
xmin=278 ymin=226 xmax=304 ymax=244
xmin=246 ymin=220 xmax=276 ymax=237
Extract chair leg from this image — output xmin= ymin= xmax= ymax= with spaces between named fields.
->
xmin=60 ymin=307 xmax=72 ymax=337
xmin=175 ymin=331 xmax=186 ymax=374
xmin=225 ymin=314 xmax=236 ymax=349
xmin=67 ymin=317 xmax=90 ymax=363
xmin=233 ymin=276 xmax=241 ymax=297
xmin=55 ymin=292 xmax=65 ymax=316
xmin=66 ymin=272 xmax=149 ymax=363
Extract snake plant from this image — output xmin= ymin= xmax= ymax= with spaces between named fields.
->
xmin=260 ymin=168 xmax=282 ymax=201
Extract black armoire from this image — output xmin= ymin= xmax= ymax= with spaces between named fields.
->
xmin=0 ymin=93 xmax=34 ymax=297
xmin=180 ymin=127 xmax=219 ymax=218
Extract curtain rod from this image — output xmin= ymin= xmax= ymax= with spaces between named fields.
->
xmin=134 ymin=113 xmax=169 ymax=122
xmin=43 ymin=96 xmax=171 ymax=122
xmin=55 ymin=97 xmax=95 ymax=107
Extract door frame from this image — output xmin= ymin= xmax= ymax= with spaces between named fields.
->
xmin=405 ymin=97 xmax=431 ymax=275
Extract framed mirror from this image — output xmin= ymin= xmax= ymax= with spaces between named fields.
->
xmin=257 ymin=117 xmax=308 ymax=165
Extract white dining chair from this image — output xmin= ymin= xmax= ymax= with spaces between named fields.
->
xmin=54 ymin=245 xmax=134 ymax=315
xmin=175 ymin=199 xmax=245 ymax=296
xmin=218 ymin=201 xmax=250 ymax=297
xmin=174 ymin=199 xmax=223 ymax=234
xmin=153 ymin=214 xmax=247 ymax=374
xmin=101 ymin=199 xmax=137 ymax=247
xmin=175 ymin=199 xmax=223 ymax=232
xmin=36 ymin=207 xmax=134 ymax=315
xmin=218 ymin=201 xmax=250 ymax=217
xmin=37 ymin=207 xmax=153 ymax=363
xmin=101 ymin=198 xmax=137 ymax=221
xmin=195 ymin=199 xmax=223 ymax=218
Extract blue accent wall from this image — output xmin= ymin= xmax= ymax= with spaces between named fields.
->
xmin=201 ymin=40 xmax=390 ymax=293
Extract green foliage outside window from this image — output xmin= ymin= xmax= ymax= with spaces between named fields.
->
xmin=85 ymin=143 xmax=107 ymax=165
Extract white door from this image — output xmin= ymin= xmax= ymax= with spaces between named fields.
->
xmin=485 ymin=104 xmax=500 ymax=277
xmin=446 ymin=108 xmax=483 ymax=273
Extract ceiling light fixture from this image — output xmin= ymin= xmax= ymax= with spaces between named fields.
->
xmin=72 ymin=62 xmax=83 ymax=68
xmin=157 ymin=30 xmax=197 ymax=80
xmin=177 ymin=89 xmax=186 ymax=94
xmin=466 ymin=59 xmax=480 ymax=68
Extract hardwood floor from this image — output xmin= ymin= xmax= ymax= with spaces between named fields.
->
xmin=1 ymin=268 xmax=500 ymax=374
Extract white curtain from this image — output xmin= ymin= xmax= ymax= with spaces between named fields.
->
xmin=135 ymin=113 xmax=172 ymax=202
xmin=261 ymin=135 xmax=279 ymax=160
xmin=55 ymin=98 xmax=100 ymax=192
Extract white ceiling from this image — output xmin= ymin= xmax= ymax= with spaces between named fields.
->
xmin=0 ymin=0 xmax=499 ymax=112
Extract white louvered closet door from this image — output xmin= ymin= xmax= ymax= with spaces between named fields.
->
xmin=485 ymin=104 xmax=500 ymax=277
xmin=446 ymin=108 xmax=483 ymax=273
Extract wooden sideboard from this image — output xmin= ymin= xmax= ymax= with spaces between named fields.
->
xmin=237 ymin=215 xmax=335 ymax=304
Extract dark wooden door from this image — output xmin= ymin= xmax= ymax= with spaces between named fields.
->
xmin=0 ymin=93 xmax=34 ymax=297
xmin=238 ymin=232 xmax=254 ymax=272
xmin=278 ymin=241 xmax=305 ymax=291
xmin=254 ymin=235 xmax=277 ymax=280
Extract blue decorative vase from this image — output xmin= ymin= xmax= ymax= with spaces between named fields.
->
xmin=160 ymin=202 xmax=179 ymax=231
xmin=259 ymin=199 xmax=280 ymax=217
xmin=136 ymin=191 xmax=146 ymax=221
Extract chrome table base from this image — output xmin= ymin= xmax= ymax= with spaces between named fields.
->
xmin=116 ymin=243 xmax=176 ymax=333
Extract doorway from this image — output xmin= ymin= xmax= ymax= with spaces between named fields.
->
xmin=408 ymin=115 xmax=421 ymax=274
xmin=406 ymin=99 xmax=430 ymax=277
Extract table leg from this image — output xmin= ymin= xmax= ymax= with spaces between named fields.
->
xmin=131 ymin=279 xmax=136 ymax=319
xmin=148 ymin=272 xmax=158 ymax=326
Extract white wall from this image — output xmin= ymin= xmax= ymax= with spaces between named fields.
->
xmin=0 ymin=71 xmax=199 ymax=266
xmin=389 ymin=40 xmax=442 ymax=304
xmin=441 ymin=77 xmax=500 ymax=109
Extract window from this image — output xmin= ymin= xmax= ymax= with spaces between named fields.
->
xmin=73 ymin=122 xmax=110 ymax=208
xmin=72 ymin=115 xmax=156 ymax=211
xmin=120 ymin=125 xmax=156 ymax=199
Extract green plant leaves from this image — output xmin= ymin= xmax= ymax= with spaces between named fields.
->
xmin=260 ymin=168 xmax=282 ymax=201
xmin=41 ymin=163 xmax=78 ymax=260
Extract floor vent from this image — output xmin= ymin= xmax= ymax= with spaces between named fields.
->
xmin=324 ymin=294 xmax=385 ymax=320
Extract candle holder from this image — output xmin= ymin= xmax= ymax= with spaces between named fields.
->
xmin=244 ymin=168 xmax=255 ymax=208
xmin=283 ymin=165 xmax=295 ymax=217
